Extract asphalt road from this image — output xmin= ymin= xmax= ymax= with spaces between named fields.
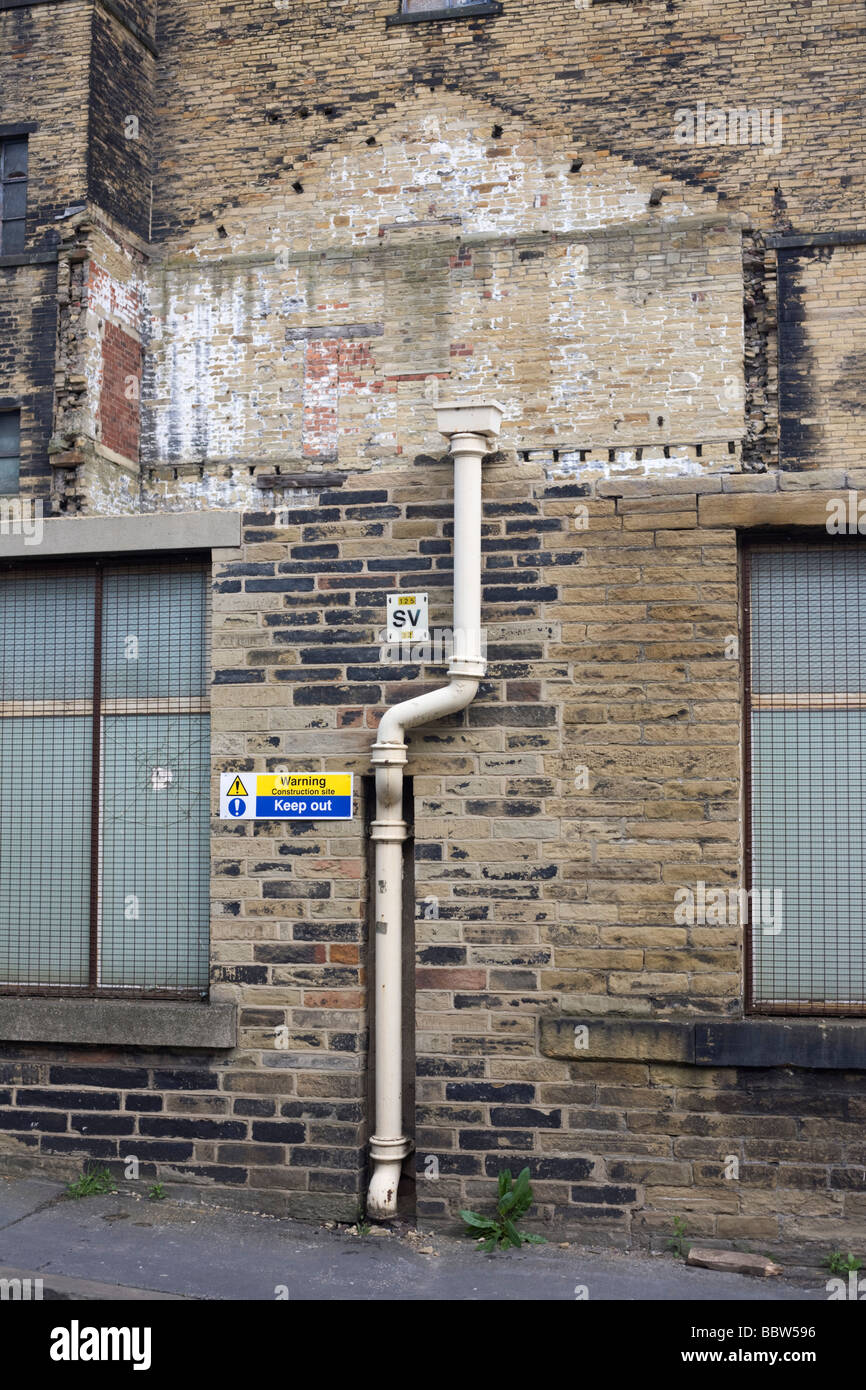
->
xmin=0 ymin=1173 xmax=830 ymax=1301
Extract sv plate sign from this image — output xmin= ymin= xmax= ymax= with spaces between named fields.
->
xmin=386 ymin=591 xmax=429 ymax=642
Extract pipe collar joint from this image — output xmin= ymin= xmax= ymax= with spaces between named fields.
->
xmin=370 ymin=1135 xmax=413 ymax=1162
xmin=371 ymin=741 xmax=408 ymax=768
xmin=448 ymin=657 xmax=487 ymax=679
xmin=370 ymin=819 xmax=409 ymax=844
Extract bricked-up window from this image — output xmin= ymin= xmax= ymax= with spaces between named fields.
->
xmin=0 ymin=137 xmax=27 ymax=255
xmin=744 ymin=539 xmax=866 ymax=1015
xmin=0 ymin=410 xmax=19 ymax=494
xmin=0 ymin=559 xmax=211 ymax=997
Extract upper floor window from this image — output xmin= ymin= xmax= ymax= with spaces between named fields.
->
xmin=394 ymin=0 xmax=502 ymax=17
xmin=0 ymin=410 xmax=19 ymax=494
xmin=403 ymin=0 xmax=483 ymax=8
xmin=0 ymin=137 xmax=27 ymax=255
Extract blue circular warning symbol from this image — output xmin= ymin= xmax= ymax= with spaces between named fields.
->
xmin=228 ymin=798 xmax=246 ymax=817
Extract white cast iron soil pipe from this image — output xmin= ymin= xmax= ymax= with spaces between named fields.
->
xmin=367 ymin=399 xmax=505 ymax=1220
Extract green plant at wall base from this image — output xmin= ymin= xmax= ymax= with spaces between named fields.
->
xmin=65 ymin=1167 xmax=116 ymax=1199
xmin=148 ymin=1184 xmax=166 ymax=1201
xmin=350 ymin=1200 xmax=371 ymax=1236
xmin=823 ymin=1251 xmax=862 ymax=1275
xmin=666 ymin=1216 xmax=690 ymax=1259
xmin=459 ymin=1167 xmax=547 ymax=1253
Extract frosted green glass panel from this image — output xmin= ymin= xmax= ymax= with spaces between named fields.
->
xmin=0 ymin=717 xmax=91 ymax=985
xmin=0 ymin=572 xmax=94 ymax=701
xmin=750 ymin=547 xmax=866 ymax=694
xmin=0 ymin=561 xmax=209 ymax=993
xmin=0 ymin=412 xmax=19 ymax=454
xmin=0 ymin=457 xmax=18 ymax=495
xmin=102 ymin=570 xmax=208 ymax=700
xmin=751 ymin=709 xmax=866 ymax=1004
xmin=99 ymin=714 xmax=209 ymax=991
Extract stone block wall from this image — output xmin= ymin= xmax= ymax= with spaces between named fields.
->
xmin=0 ymin=0 xmax=865 ymax=1258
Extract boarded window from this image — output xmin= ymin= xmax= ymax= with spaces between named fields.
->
xmin=745 ymin=539 xmax=866 ymax=1014
xmin=0 ymin=558 xmax=211 ymax=997
xmin=0 ymin=137 xmax=27 ymax=255
xmin=0 ymin=410 xmax=19 ymax=494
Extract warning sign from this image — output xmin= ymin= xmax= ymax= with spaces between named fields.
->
xmin=219 ymin=773 xmax=353 ymax=821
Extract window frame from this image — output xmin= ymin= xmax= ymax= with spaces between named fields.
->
xmin=0 ymin=551 xmax=212 ymax=1001
xmin=0 ymin=135 xmax=28 ymax=257
xmin=0 ymin=407 xmax=20 ymax=495
xmin=742 ymin=529 xmax=866 ymax=1018
xmin=387 ymin=1 xmax=503 ymax=25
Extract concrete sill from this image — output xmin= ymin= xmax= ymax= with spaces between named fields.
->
xmin=0 ymin=997 xmax=237 ymax=1050
xmin=0 ymin=509 xmax=241 ymax=560
xmin=540 ymin=1017 xmax=866 ymax=1070
xmin=387 ymin=3 xmax=502 ymax=24
xmin=0 ymin=250 xmax=57 ymax=269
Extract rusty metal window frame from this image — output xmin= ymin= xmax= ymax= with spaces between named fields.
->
xmin=743 ymin=532 xmax=866 ymax=1016
xmin=0 ymin=552 xmax=211 ymax=1000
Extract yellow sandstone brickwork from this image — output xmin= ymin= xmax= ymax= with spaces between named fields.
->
xmin=0 ymin=0 xmax=865 ymax=1255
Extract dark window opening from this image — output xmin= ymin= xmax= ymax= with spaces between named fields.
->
xmin=404 ymin=0 xmax=483 ymax=8
xmin=744 ymin=537 xmax=866 ymax=1015
xmin=0 ymin=410 xmax=20 ymax=495
xmin=390 ymin=0 xmax=503 ymax=22
xmin=0 ymin=137 xmax=28 ymax=255
xmin=0 ymin=557 xmax=211 ymax=998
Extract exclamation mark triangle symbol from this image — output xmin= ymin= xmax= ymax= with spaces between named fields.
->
xmin=227 ymin=776 xmax=249 ymax=798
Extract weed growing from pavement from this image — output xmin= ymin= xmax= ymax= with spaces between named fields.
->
xmin=666 ymin=1216 xmax=690 ymax=1259
xmin=824 ymin=1251 xmax=862 ymax=1275
xmin=459 ymin=1167 xmax=547 ymax=1252
xmin=65 ymin=1167 xmax=117 ymax=1199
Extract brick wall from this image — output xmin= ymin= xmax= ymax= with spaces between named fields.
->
xmin=1 ymin=0 xmax=865 ymax=1257
xmin=151 ymin=0 xmax=865 ymax=241
xmin=98 ymin=320 xmax=142 ymax=461
xmin=779 ymin=241 xmax=866 ymax=470
xmin=138 ymin=92 xmax=743 ymax=482
xmin=0 ymin=1 xmax=91 ymax=238
xmin=86 ymin=2 xmax=155 ymax=240
xmin=0 ymin=0 xmax=92 ymax=497
xmin=0 ymin=262 xmax=56 ymax=497
xmin=2 ymin=468 xmax=866 ymax=1253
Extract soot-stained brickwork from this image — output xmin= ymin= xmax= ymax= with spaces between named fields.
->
xmin=777 ymin=240 xmax=866 ymax=470
xmin=86 ymin=3 xmax=155 ymax=241
xmin=0 ymin=1 xmax=865 ymax=1258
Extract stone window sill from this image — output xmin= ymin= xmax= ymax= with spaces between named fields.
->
xmin=0 ymin=997 xmax=237 ymax=1050
xmin=387 ymin=3 xmax=502 ymax=25
xmin=0 ymin=508 xmax=241 ymax=559
xmin=0 ymin=250 xmax=57 ymax=269
xmin=541 ymin=1017 xmax=866 ymax=1069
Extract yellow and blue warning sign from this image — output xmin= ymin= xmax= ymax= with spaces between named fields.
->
xmin=219 ymin=773 xmax=353 ymax=821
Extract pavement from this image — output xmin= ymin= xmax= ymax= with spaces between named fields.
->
xmin=0 ymin=1173 xmax=828 ymax=1301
